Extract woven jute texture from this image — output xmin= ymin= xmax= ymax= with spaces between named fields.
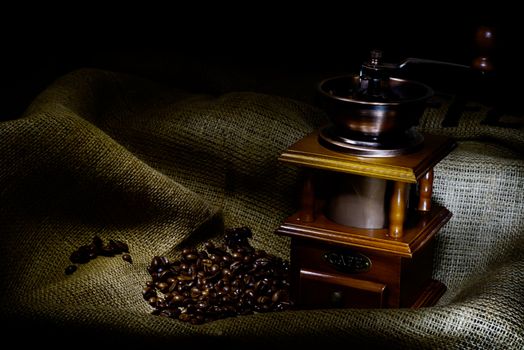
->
xmin=0 ymin=69 xmax=522 ymax=348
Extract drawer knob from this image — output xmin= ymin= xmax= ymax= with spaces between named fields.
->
xmin=331 ymin=291 xmax=343 ymax=307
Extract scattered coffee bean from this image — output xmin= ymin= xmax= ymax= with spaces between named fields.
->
xmin=65 ymin=235 xmax=131 ymax=274
xmin=145 ymin=227 xmax=293 ymax=324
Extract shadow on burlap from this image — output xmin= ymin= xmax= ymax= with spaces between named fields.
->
xmin=0 ymin=69 xmax=522 ymax=348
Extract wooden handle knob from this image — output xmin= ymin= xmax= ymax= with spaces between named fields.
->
xmin=475 ymin=26 xmax=495 ymax=50
xmin=472 ymin=26 xmax=495 ymax=73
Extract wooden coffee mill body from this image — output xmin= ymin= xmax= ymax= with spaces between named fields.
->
xmin=276 ymin=132 xmax=455 ymax=308
xmin=274 ymin=49 xmax=459 ymax=309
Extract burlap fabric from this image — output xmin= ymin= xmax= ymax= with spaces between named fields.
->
xmin=0 ymin=69 xmax=522 ymax=348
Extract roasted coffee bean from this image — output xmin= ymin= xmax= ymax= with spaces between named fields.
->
xmin=257 ymin=296 xmax=270 ymax=305
xmin=160 ymin=256 xmax=170 ymax=266
xmin=187 ymin=264 xmax=197 ymax=277
xmin=100 ymin=241 xmax=117 ymax=257
xmin=229 ymin=261 xmax=243 ymax=274
xmin=87 ymin=246 xmax=98 ymax=260
xmin=65 ymin=265 xmax=77 ymax=275
xmin=201 ymin=258 xmax=213 ymax=268
xmin=178 ymin=313 xmax=191 ymax=322
xmin=144 ymin=227 xmax=293 ymax=324
xmin=209 ymin=254 xmax=221 ymax=264
xmin=177 ymin=274 xmax=192 ymax=282
xmin=150 ymin=256 xmax=168 ymax=268
xmin=148 ymin=297 xmax=159 ymax=307
xmin=149 ymin=257 xmax=159 ymax=270
xmin=143 ymin=287 xmax=157 ymax=300
xmin=206 ymin=265 xmax=221 ymax=281
xmin=67 ymin=236 xmax=130 ymax=272
xmin=170 ymin=294 xmax=184 ymax=306
xmin=221 ymin=268 xmax=232 ymax=279
xmin=164 ymin=292 xmax=175 ymax=302
xmin=222 ymin=254 xmax=232 ymax=263
xmin=190 ymin=287 xmax=201 ymax=298
xmin=159 ymin=309 xmax=180 ymax=318
xmin=122 ymin=253 xmax=132 ymax=263
xmin=113 ymin=240 xmax=129 ymax=253
xmin=151 ymin=309 xmax=161 ymax=316
xmin=159 ymin=309 xmax=171 ymax=318
xmin=157 ymin=282 xmax=169 ymax=293
xmin=150 ymin=272 xmax=160 ymax=281
xmin=92 ymin=235 xmax=103 ymax=248
xmin=196 ymin=301 xmax=208 ymax=309
xmin=196 ymin=278 xmax=206 ymax=289
xmin=254 ymin=257 xmax=271 ymax=268
xmin=272 ymin=290 xmax=287 ymax=303
xmin=184 ymin=253 xmax=198 ymax=262
xmin=69 ymin=250 xmax=87 ymax=264
xmin=230 ymin=279 xmax=240 ymax=289
xmin=243 ymin=274 xmax=254 ymax=285
xmin=231 ymin=252 xmax=243 ymax=261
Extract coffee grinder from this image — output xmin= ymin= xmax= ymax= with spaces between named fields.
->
xmin=275 ymin=51 xmax=456 ymax=308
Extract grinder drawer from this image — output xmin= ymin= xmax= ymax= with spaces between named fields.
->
xmin=298 ymin=268 xmax=386 ymax=308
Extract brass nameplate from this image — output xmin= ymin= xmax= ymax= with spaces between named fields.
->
xmin=323 ymin=250 xmax=371 ymax=273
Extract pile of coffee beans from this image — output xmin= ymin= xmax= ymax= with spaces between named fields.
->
xmin=65 ymin=235 xmax=131 ymax=275
xmin=143 ymin=227 xmax=293 ymax=324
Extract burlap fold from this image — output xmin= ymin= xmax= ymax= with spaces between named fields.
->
xmin=0 ymin=69 xmax=522 ymax=348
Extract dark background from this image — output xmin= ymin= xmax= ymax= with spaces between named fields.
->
xmin=0 ymin=10 xmax=519 ymax=121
